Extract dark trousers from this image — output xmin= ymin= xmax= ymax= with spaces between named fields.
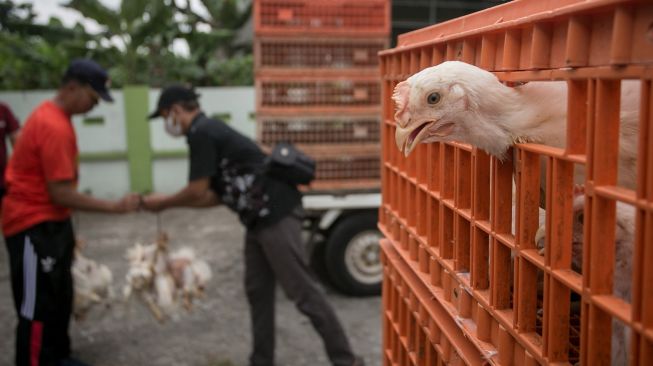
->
xmin=5 ymin=220 xmax=75 ymax=366
xmin=245 ymin=211 xmax=355 ymax=366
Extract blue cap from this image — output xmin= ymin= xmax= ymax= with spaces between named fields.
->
xmin=63 ymin=59 xmax=113 ymax=102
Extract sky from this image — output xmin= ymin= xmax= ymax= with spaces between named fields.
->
xmin=14 ymin=0 xmax=212 ymax=56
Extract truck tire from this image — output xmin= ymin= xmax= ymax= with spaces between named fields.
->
xmin=324 ymin=212 xmax=382 ymax=296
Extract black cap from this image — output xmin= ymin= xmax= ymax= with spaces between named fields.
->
xmin=148 ymin=84 xmax=200 ymax=119
xmin=63 ymin=59 xmax=113 ymax=102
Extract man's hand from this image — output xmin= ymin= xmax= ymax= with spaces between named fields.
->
xmin=141 ymin=193 xmax=170 ymax=212
xmin=111 ymin=193 xmax=141 ymax=213
xmin=47 ymin=181 xmax=143 ymax=214
xmin=139 ymin=179 xmax=218 ymax=212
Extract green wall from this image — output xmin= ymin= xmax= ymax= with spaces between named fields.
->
xmin=123 ymin=86 xmax=153 ymax=193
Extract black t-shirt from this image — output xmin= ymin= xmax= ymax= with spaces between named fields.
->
xmin=187 ymin=113 xmax=302 ymax=229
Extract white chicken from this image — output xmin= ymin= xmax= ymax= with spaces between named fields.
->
xmin=583 ymin=197 xmax=633 ymax=366
xmin=393 ymin=60 xmax=638 ymax=268
xmin=535 ymin=194 xmax=634 ymax=366
xmin=168 ymin=247 xmax=213 ymax=308
xmin=123 ymin=242 xmax=158 ymax=300
xmin=535 ymin=193 xmax=634 ymax=294
xmin=123 ymin=240 xmax=175 ymax=319
xmin=393 ymin=61 xmax=639 ymax=189
xmin=72 ymin=248 xmax=113 ymax=320
xmin=123 ymin=236 xmax=212 ymax=321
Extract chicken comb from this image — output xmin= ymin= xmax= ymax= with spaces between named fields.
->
xmin=392 ymin=81 xmax=412 ymax=125
xmin=392 ymin=81 xmax=410 ymax=112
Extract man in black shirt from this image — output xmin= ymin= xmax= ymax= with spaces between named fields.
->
xmin=142 ymin=85 xmax=363 ymax=366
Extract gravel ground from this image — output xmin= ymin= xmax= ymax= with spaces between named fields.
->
xmin=0 ymin=207 xmax=382 ymax=366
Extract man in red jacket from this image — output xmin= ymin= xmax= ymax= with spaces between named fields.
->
xmin=3 ymin=59 xmax=140 ymax=366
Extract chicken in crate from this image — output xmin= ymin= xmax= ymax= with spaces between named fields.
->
xmin=390 ymin=60 xmax=637 ymax=365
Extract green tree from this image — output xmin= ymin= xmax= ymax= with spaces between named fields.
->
xmin=0 ymin=0 xmax=253 ymax=90
xmin=64 ymin=0 xmax=253 ymax=87
xmin=0 ymin=0 xmax=118 ymax=89
xmin=174 ymin=0 xmax=252 ymax=85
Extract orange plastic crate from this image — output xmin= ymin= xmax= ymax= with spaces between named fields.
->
xmin=307 ymin=147 xmax=381 ymax=192
xmin=315 ymin=155 xmax=380 ymax=181
xmin=254 ymin=37 xmax=388 ymax=76
xmin=302 ymin=143 xmax=380 ymax=181
xmin=257 ymin=76 xmax=381 ymax=113
xmin=379 ymin=0 xmax=653 ymax=365
xmin=253 ymin=0 xmax=389 ymax=194
xmin=257 ymin=115 xmax=380 ymax=146
xmin=254 ymin=0 xmax=390 ymax=37
xmin=308 ymin=179 xmax=380 ymax=193
xmin=381 ymin=238 xmax=488 ymax=366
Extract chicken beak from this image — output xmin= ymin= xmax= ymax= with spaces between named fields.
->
xmin=397 ymin=126 xmax=424 ymax=157
xmin=395 ymin=126 xmax=411 ymax=155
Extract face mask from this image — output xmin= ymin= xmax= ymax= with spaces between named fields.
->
xmin=164 ymin=113 xmax=184 ymax=137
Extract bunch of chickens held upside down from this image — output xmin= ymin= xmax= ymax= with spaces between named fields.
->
xmin=392 ymin=61 xmax=638 ymax=366
xmin=72 ymin=233 xmax=212 ymax=324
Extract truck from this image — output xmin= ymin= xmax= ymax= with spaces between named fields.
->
xmin=303 ymin=191 xmax=382 ymax=296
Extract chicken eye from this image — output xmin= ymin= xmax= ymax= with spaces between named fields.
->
xmin=427 ymin=92 xmax=441 ymax=105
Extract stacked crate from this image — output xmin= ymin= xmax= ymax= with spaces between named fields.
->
xmin=379 ymin=0 xmax=653 ymax=365
xmin=254 ymin=0 xmax=391 ymax=191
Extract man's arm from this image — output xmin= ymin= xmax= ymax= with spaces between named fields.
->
xmin=141 ymin=177 xmax=220 ymax=212
xmin=47 ymin=180 xmax=140 ymax=213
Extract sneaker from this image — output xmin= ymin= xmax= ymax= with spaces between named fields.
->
xmin=59 ymin=358 xmax=92 ymax=366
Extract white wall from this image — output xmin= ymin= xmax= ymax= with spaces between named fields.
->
xmin=0 ymin=89 xmax=129 ymax=152
xmin=153 ymin=159 xmax=189 ymax=194
xmin=79 ymin=162 xmax=130 ymax=199
xmin=0 ymin=87 xmax=255 ymax=198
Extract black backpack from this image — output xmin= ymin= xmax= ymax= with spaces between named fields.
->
xmin=264 ymin=142 xmax=316 ymax=186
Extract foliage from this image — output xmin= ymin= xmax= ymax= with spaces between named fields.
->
xmin=0 ymin=0 xmax=253 ymax=90
xmin=0 ymin=1 xmax=119 ymax=89
xmin=205 ymin=54 xmax=254 ymax=86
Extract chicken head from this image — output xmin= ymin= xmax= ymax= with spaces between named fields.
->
xmin=394 ymin=61 xmax=519 ymax=157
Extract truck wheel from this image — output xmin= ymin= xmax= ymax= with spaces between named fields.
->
xmin=325 ymin=213 xmax=382 ymax=296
